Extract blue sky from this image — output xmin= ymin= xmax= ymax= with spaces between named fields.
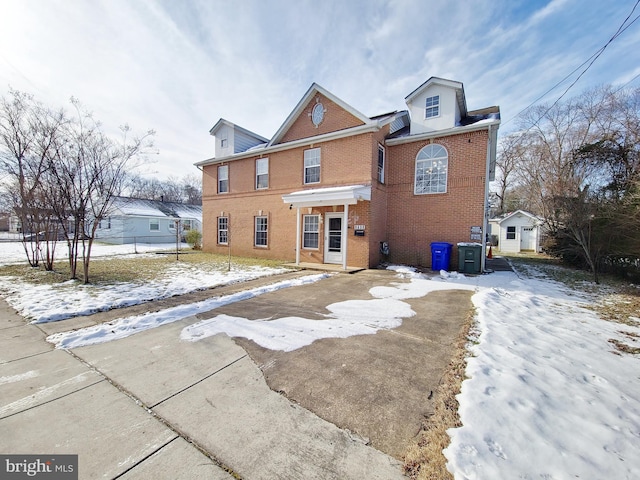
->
xmin=1 ymin=0 xmax=639 ymax=179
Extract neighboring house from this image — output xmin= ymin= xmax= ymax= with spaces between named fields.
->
xmin=95 ymin=196 xmax=202 ymax=245
xmin=196 ymin=77 xmax=500 ymax=270
xmin=489 ymin=210 xmax=544 ymax=253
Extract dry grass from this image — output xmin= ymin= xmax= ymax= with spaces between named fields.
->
xmin=590 ymin=290 xmax=640 ymax=327
xmin=0 ymin=250 xmax=286 ymax=285
xmin=403 ymin=308 xmax=477 ymax=479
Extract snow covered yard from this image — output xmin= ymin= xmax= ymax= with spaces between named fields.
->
xmin=0 ymin=239 xmax=638 ymax=478
xmin=443 ymin=263 xmax=640 ymax=479
xmin=0 ymin=241 xmax=290 ymax=323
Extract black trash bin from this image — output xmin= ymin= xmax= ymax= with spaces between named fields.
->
xmin=430 ymin=242 xmax=453 ymax=271
xmin=457 ymin=242 xmax=482 ymax=274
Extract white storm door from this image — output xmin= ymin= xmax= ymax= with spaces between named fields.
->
xmin=324 ymin=213 xmax=343 ymax=264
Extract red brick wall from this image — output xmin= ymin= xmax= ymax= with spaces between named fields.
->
xmin=201 ymin=132 xmax=378 ymax=267
xmin=202 ymin=122 xmax=490 ymax=270
xmin=277 ymin=93 xmax=366 ymax=144
xmin=386 ymin=130 xmax=488 ymax=268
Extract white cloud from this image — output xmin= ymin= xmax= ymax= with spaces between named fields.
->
xmin=1 ymin=0 xmax=638 ymax=177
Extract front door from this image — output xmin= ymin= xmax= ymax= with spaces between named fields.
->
xmin=324 ymin=213 xmax=343 ymax=264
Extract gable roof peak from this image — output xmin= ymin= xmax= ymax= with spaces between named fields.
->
xmin=268 ymin=83 xmax=371 ymax=147
xmin=405 ymin=76 xmax=467 ymax=117
xmin=209 ymin=118 xmax=268 ymax=143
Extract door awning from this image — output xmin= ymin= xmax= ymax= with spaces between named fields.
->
xmin=282 ymin=185 xmax=371 ymax=208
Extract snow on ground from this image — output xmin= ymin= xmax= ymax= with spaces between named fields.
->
xmin=48 ymin=273 xmax=331 ymax=349
xmin=443 ymin=266 xmax=640 ymax=480
xmin=1 ymin=240 xmax=639 ymax=477
xmin=0 ymin=239 xmax=177 ymax=266
xmin=0 ymin=242 xmax=290 ymax=323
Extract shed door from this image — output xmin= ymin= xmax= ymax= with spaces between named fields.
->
xmin=521 ymin=227 xmax=535 ymax=251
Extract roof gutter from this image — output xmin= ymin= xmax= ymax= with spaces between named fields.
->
xmin=385 ymin=119 xmax=501 ymax=146
xmin=195 ymin=113 xmax=404 ymax=168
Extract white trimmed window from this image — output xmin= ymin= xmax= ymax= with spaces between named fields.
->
xmin=218 ymin=217 xmax=228 ymax=244
xmin=377 ymin=144 xmax=385 ymax=183
xmin=304 ymin=148 xmax=321 ymax=184
xmin=506 ymin=226 xmax=516 ymax=240
xmin=425 ymin=95 xmax=440 ymax=118
xmin=149 ymin=219 xmax=160 ymax=231
xmin=415 ymin=144 xmax=448 ymax=194
xmin=98 ymin=217 xmax=111 ymax=229
xmin=256 ymin=158 xmax=269 ymax=189
xmin=303 ymin=215 xmax=319 ymax=249
xmin=218 ymin=165 xmax=229 ymax=194
xmin=255 ymin=216 xmax=268 ymax=247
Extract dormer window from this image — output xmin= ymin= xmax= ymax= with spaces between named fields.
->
xmin=425 ymin=95 xmax=440 ymax=118
xmin=220 ymin=137 xmax=228 ymax=148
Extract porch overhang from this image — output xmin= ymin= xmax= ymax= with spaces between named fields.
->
xmin=282 ymin=184 xmax=371 ymax=208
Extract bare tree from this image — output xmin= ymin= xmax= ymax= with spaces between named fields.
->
xmin=44 ymin=99 xmax=154 ymax=282
xmin=496 ymin=85 xmax=640 ymax=280
xmin=126 ymin=172 xmax=202 ymax=205
xmin=0 ymin=90 xmax=67 ymax=269
xmin=494 ymin=133 xmax=526 ymax=214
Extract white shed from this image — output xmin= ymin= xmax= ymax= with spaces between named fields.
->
xmin=489 ymin=210 xmax=544 ymax=253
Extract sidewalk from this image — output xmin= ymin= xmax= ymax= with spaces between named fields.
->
xmin=0 ymin=272 xmax=406 ymax=479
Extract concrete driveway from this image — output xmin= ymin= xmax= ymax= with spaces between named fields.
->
xmin=0 ymin=268 xmax=473 ymax=479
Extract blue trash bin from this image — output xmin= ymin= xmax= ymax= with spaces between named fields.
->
xmin=430 ymin=242 xmax=453 ymax=270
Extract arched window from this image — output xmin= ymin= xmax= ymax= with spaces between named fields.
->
xmin=414 ymin=144 xmax=448 ymax=194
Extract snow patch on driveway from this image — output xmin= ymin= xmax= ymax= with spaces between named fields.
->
xmin=181 ymin=298 xmax=415 ymax=352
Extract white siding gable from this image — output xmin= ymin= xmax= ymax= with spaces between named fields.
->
xmin=407 ymin=84 xmax=460 ymax=134
xmin=214 ymin=123 xmax=234 ymax=158
xmin=210 ymin=119 xmax=268 ymax=159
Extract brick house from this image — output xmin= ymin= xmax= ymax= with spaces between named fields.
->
xmin=196 ymin=77 xmax=500 ymax=270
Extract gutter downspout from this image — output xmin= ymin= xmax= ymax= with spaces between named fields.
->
xmin=482 ymin=124 xmax=494 ymax=273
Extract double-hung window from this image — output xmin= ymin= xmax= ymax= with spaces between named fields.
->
xmin=218 ymin=165 xmax=229 ymax=194
xmin=415 ymin=144 xmax=448 ymax=194
xmin=506 ymin=226 xmax=516 ymax=240
xmin=218 ymin=217 xmax=228 ymax=244
xmin=304 ymin=148 xmax=320 ymax=184
xmin=425 ymin=95 xmax=440 ymax=118
xmin=256 ymin=158 xmax=268 ymax=189
xmin=255 ymin=216 xmax=268 ymax=247
xmin=303 ymin=215 xmax=319 ymax=249
xmin=149 ymin=219 xmax=160 ymax=231
xmin=377 ymin=144 xmax=385 ymax=183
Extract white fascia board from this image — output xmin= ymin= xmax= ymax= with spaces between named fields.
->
xmin=282 ymin=185 xmax=371 ymax=208
xmin=385 ymin=120 xmax=501 ymax=146
xmin=209 ymin=118 xmax=232 ymax=135
xmin=195 ymin=123 xmax=380 ymax=167
xmin=209 ymin=118 xmax=268 ymax=143
xmin=497 ymin=209 xmax=541 ymax=225
xmin=405 ymin=77 xmax=463 ymax=103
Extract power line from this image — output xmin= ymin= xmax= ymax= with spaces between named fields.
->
xmin=503 ymin=0 xmax=640 ymax=128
